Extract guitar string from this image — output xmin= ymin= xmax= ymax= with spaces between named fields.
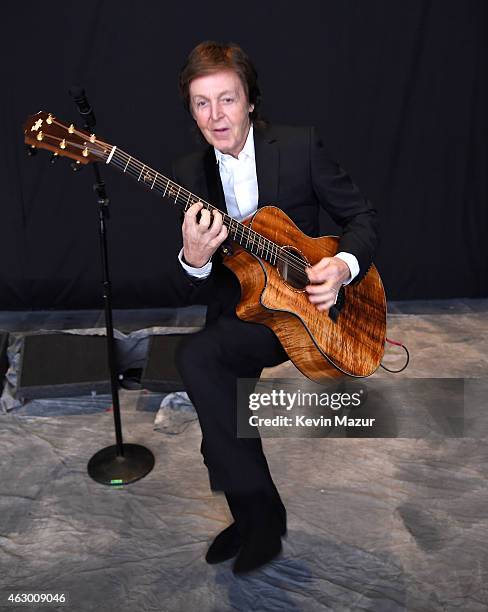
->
xmin=43 ymin=130 xmax=310 ymax=285
xmin=109 ymin=148 xmax=308 ymax=274
xmin=43 ymin=118 xmax=314 ymax=276
xmin=44 ymin=122 xmax=311 ymax=283
xmin=108 ymin=148 xmax=312 ymax=281
xmin=44 ymin=120 xmax=313 ymax=277
xmin=110 ymin=148 xmax=310 ymax=286
xmin=109 ymin=151 xmax=310 ymax=286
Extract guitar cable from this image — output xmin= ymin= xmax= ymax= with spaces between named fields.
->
xmin=380 ymin=337 xmax=410 ymax=373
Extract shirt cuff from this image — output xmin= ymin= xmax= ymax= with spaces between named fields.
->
xmin=335 ymin=252 xmax=359 ymax=285
xmin=178 ymin=248 xmax=212 ymax=279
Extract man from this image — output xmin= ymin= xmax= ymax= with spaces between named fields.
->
xmin=171 ymin=41 xmax=377 ymax=574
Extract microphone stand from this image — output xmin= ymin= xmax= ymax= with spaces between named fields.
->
xmin=70 ymin=86 xmax=154 ymax=485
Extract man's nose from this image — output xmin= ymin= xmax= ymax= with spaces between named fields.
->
xmin=210 ymin=102 xmax=223 ymax=122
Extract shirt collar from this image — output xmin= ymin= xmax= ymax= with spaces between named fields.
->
xmin=214 ymin=124 xmax=255 ymax=166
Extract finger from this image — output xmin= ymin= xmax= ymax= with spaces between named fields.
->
xmin=206 ymin=210 xmax=223 ymax=237
xmin=198 ymin=208 xmax=212 ymax=230
xmin=309 ymin=264 xmax=345 ymax=285
xmin=310 ymin=256 xmax=333 ymax=271
xmin=307 ymin=289 xmax=336 ymax=303
xmin=307 ymin=283 xmax=339 ymax=306
xmin=212 ymin=209 xmax=224 ymax=228
xmin=183 ymin=202 xmax=203 ymax=231
xmin=310 ymin=292 xmax=338 ymax=311
xmin=306 ymin=280 xmax=336 ymax=294
xmin=208 ymin=224 xmax=228 ymax=248
xmin=315 ymin=300 xmax=335 ymax=312
xmin=307 ymin=257 xmax=332 ymax=282
xmin=185 ymin=201 xmax=204 ymax=219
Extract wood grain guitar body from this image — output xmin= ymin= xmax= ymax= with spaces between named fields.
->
xmin=223 ymin=206 xmax=386 ymax=382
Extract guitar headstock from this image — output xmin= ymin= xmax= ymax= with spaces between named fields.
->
xmin=23 ymin=111 xmax=110 ymax=164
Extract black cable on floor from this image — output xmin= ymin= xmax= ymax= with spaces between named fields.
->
xmin=380 ymin=338 xmax=410 ymax=373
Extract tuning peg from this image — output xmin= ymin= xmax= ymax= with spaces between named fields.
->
xmin=49 ymin=152 xmax=59 ymax=164
xmin=70 ymin=160 xmax=83 ymax=172
xmin=26 ymin=145 xmax=37 ymax=157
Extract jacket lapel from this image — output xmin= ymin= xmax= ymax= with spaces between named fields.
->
xmin=203 ymin=147 xmax=227 ymax=213
xmin=254 ymin=123 xmax=279 ymax=208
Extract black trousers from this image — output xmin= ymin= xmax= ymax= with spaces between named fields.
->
xmin=175 ymin=314 xmax=288 ymax=495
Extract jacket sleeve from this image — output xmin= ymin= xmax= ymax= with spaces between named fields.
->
xmin=309 ymin=127 xmax=378 ymax=282
xmin=167 ymin=159 xmax=220 ymax=307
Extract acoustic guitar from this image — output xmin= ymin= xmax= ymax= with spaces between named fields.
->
xmin=23 ymin=111 xmax=386 ymax=381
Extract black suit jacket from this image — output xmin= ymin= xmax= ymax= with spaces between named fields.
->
xmin=170 ymin=123 xmax=377 ymax=323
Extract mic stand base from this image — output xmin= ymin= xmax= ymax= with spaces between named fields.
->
xmin=88 ymin=443 xmax=155 ymax=486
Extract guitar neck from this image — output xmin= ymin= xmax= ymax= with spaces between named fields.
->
xmin=105 ymin=145 xmax=280 ymax=265
xmin=22 ymin=110 xmax=280 ymax=266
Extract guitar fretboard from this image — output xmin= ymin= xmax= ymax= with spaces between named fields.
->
xmin=106 ymin=146 xmax=281 ymax=265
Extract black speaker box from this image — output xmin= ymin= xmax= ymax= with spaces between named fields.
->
xmin=141 ymin=334 xmax=185 ymax=392
xmin=18 ymin=333 xmax=111 ymax=400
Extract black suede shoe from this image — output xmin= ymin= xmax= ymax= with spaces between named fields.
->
xmin=231 ymin=492 xmax=283 ymax=574
xmin=232 ymin=523 xmax=282 ymax=574
xmin=226 ymin=491 xmax=287 ymax=536
xmin=205 ymin=522 xmax=242 ymax=564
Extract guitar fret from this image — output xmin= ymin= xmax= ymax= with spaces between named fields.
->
xmin=105 ymin=147 xmax=283 ymax=267
xmin=266 ymin=241 xmax=271 ymax=260
xmin=106 ymin=145 xmax=117 ymax=164
xmin=33 ymin=126 xmax=282 ymax=268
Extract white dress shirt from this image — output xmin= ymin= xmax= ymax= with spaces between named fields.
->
xmin=179 ymin=125 xmax=359 ymax=283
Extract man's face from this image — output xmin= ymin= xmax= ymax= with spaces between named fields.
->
xmin=189 ymin=70 xmax=254 ymax=158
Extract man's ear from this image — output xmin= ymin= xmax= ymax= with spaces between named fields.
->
xmin=249 ymin=103 xmax=255 ymax=113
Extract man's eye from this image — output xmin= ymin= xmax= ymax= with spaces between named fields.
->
xmin=223 ymin=97 xmax=234 ymax=103
xmin=196 ymin=100 xmax=207 ymax=108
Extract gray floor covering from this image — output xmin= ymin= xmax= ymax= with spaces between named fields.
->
xmin=0 ymin=301 xmax=487 ymax=611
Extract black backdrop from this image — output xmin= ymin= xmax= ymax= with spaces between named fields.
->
xmin=1 ymin=0 xmax=486 ymax=308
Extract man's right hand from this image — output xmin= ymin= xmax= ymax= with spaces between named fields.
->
xmin=182 ymin=202 xmax=228 ymax=268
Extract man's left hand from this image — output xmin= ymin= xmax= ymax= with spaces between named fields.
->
xmin=306 ymin=257 xmax=351 ymax=311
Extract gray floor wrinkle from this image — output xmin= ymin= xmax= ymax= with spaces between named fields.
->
xmin=0 ymin=301 xmax=487 ymax=611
